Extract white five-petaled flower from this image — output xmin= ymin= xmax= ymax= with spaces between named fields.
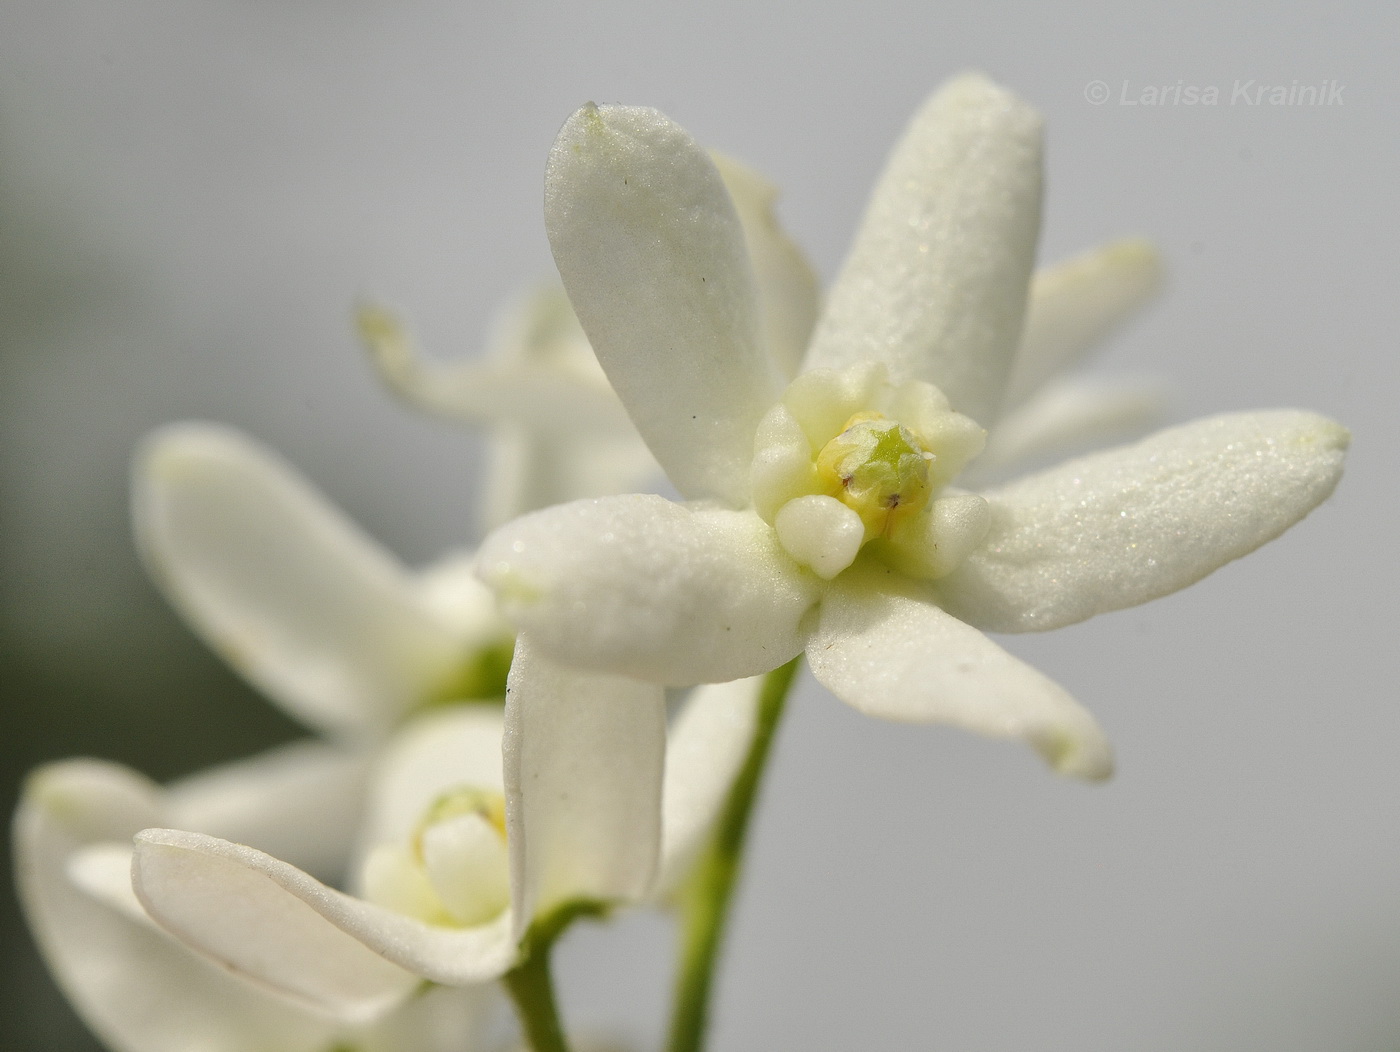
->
xmin=14 ymin=748 xmax=499 ymax=1052
xmin=126 ymin=652 xmax=767 ymax=1021
xmin=475 ymin=74 xmax=1350 ymax=780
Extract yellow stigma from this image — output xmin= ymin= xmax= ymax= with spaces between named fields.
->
xmin=412 ymin=786 xmax=507 ymax=860
xmin=815 ymin=412 xmax=935 ymax=538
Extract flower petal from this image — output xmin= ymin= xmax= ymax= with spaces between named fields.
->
xmin=1003 ymin=239 xmax=1163 ymax=411
xmin=482 ymin=425 xmax=661 ymax=533
xmin=805 ymin=570 xmax=1112 ymax=780
xmin=940 ymin=411 xmax=1350 ymax=632
xmin=545 ymin=103 xmax=782 ymax=505
xmin=654 ymin=675 xmax=766 ymax=897
xmin=712 ymin=152 xmax=821 ymax=380
xmin=967 ymin=378 xmax=1167 ymax=483
xmin=356 ymin=984 xmax=503 ymax=1052
xmin=165 ymin=740 xmax=370 ymax=882
xmin=15 ymin=760 xmax=337 ymax=1052
xmin=358 ymin=289 xmax=628 ymax=436
xmin=133 ymin=423 xmax=473 ymax=737
xmin=504 ymin=636 xmax=665 ymax=936
xmin=133 ymin=829 xmax=518 ymax=1009
xmin=803 ymin=73 xmax=1043 ymax=426
xmin=477 ymin=495 xmax=822 ymax=685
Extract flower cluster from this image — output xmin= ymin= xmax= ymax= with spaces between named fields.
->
xmin=16 ymin=72 xmax=1346 ymax=1052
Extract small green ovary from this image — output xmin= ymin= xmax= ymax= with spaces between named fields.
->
xmin=815 ymin=413 xmax=936 ymax=538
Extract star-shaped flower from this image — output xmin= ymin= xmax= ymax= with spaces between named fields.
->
xmin=126 ymin=651 xmax=767 ymax=1020
xmin=475 ymin=74 xmax=1349 ymax=779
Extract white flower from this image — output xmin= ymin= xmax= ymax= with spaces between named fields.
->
xmin=14 ymin=747 xmax=498 ymax=1052
xmin=475 ymin=74 xmax=1349 ymax=780
xmin=126 ymin=650 xmax=766 ymax=1020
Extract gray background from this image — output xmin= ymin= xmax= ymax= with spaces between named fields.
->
xmin=1 ymin=2 xmax=1395 ymax=1050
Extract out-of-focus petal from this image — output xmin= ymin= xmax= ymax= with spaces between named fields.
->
xmin=133 ymin=424 xmax=474 ymax=738
xmin=356 ymin=984 xmax=503 ymax=1052
xmin=545 ymin=103 xmax=782 ymax=505
xmin=939 ymin=411 xmax=1350 ymax=632
xmin=805 ymin=569 xmax=1112 ymax=780
xmin=504 ymin=637 xmax=665 ymax=935
xmin=477 ymin=495 xmax=822 ymax=685
xmin=1003 ymin=238 xmax=1162 ymax=410
xmin=712 ymin=152 xmax=821 ymax=379
xmin=358 ymin=291 xmax=628 ymax=436
xmin=654 ymin=675 xmax=766 ymax=897
xmin=482 ymin=426 xmax=661 ymax=533
xmin=165 ymin=740 xmax=370 ymax=882
xmin=133 ymin=830 xmax=517 ymax=1011
xmin=15 ymin=761 xmax=337 ymax=1052
xmin=966 ymin=378 xmax=1167 ymax=483
xmin=803 ymin=73 xmax=1043 ymax=427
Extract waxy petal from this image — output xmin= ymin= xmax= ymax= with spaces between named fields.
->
xmin=545 ymin=103 xmax=782 ymax=505
xmin=1003 ymin=239 xmax=1163 ymax=410
xmin=133 ymin=830 xmax=517 ymax=1012
xmin=940 ymin=411 xmax=1350 ymax=632
xmin=15 ymin=761 xmax=337 ymax=1052
xmin=504 ymin=637 xmax=665 ymax=935
xmin=134 ymin=424 xmax=473 ymax=738
xmin=803 ymin=74 xmax=1043 ymax=426
xmin=166 ymin=740 xmax=370 ymax=882
xmin=655 ymin=676 xmax=767 ymax=897
xmin=477 ymin=495 xmax=822 ymax=685
xmin=712 ymin=152 xmax=822 ymax=380
xmin=806 ymin=570 xmax=1112 ymax=780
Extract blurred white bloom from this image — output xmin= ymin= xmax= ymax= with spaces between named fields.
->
xmin=14 ymin=749 xmax=497 ymax=1052
xmin=476 ymin=74 xmax=1349 ymax=780
xmin=127 ymin=654 xmax=766 ymax=1021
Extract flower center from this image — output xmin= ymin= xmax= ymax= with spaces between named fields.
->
xmin=814 ymin=412 xmax=935 ymax=538
xmin=360 ymin=784 xmax=510 ymax=928
xmin=751 ymin=363 xmax=990 ymax=581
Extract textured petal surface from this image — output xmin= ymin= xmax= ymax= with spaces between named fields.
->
xmin=133 ymin=424 xmax=472 ymax=737
xmin=940 ymin=411 xmax=1350 ymax=632
xmin=166 ymin=740 xmax=370 ymax=882
xmin=712 ymin=152 xmax=821 ymax=379
xmin=477 ymin=495 xmax=822 ymax=685
xmin=545 ymin=103 xmax=781 ymax=504
xmin=968 ymin=378 xmax=1166 ymax=483
xmin=655 ymin=675 xmax=766 ymax=897
xmin=803 ymin=73 xmax=1043 ymax=426
xmin=1003 ymin=239 xmax=1163 ymax=411
xmin=15 ymin=761 xmax=337 ymax=1052
xmin=806 ymin=569 xmax=1112 ymax=779
xmin=134 ymin=830 xmax=518 ymax=1006
xmin=504 ymin=637 xmax=665 ymax=935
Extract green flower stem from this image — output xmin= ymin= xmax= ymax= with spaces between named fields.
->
xmin=666 ymin=656 xmax=802 ymax=1052
xmin=504 ymin=901 xmax=606 ymax=1052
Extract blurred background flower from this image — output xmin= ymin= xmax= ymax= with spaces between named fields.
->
xmin=1 ymin=2 xmax=1395 ymax=1050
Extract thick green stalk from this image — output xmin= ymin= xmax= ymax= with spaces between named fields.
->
xmin=666 ymin=656 xmax=802 ymax=1052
